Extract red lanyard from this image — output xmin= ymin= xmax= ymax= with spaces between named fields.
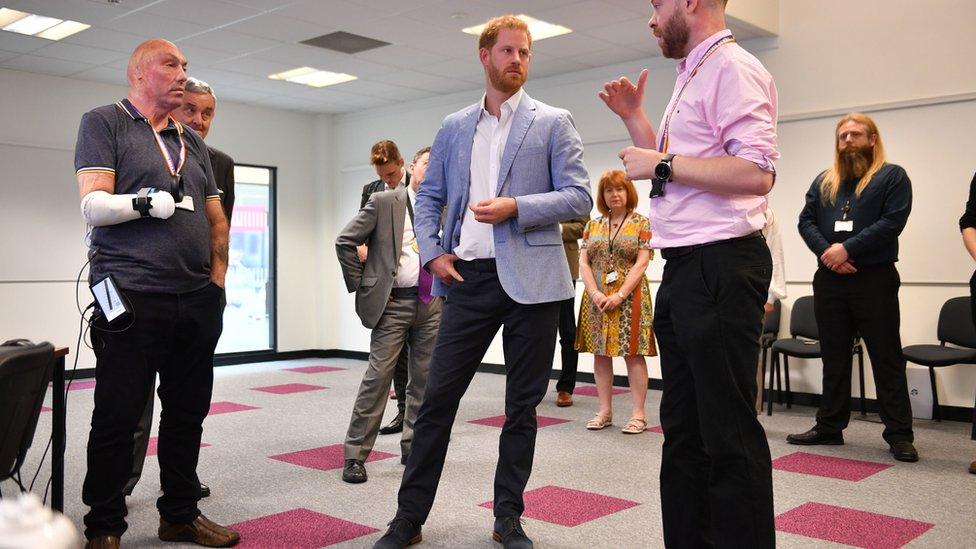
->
xmin=148 ymin=119 xmax=186 ymax=178
xmin=659 ymin=35 xmax=736 ymax=154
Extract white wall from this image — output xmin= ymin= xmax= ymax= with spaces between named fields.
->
xmin=323 ymin=0 xmax=976 ymax=407
xmin=0 ymin=68 xmax=322 ymax=370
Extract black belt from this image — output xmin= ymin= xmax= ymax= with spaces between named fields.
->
xmin=661 ymin=230 xmax=763 ymax=260
xmin=455 ymin=258 xmax=497 ymax=272
xmin=390 ymin=286 xmax=418 ymax=298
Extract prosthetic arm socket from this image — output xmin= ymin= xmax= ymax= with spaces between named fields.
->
xmin=80 ymin=188 xmax=175 ymax=227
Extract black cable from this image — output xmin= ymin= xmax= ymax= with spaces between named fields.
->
xmin=29 ymin=306 xmax=88 ymax=501
xmin=26 ymin=259 xmax=94 ymax=501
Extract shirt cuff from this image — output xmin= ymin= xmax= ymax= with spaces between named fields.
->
xmin=725 ymin=139 xmax=777 ymax=173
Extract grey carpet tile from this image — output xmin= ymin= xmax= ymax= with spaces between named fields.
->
xmin=6 ymin=358 xmax=975 ymax=548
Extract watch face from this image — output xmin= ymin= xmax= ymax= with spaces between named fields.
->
xmin=655 ymin=162 xmax=671 ymax=180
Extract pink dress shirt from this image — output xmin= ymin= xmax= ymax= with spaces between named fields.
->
xmin=651 ymin=29 xmax=779 ymax=248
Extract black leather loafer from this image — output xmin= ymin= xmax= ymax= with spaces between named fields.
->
xmin=889 ymin=441 xmax=919 ymax=462
xmin=342 ymin=459 xmax=367 ymax=483
xmin=786 ymin=428 xmax=844 ymax=446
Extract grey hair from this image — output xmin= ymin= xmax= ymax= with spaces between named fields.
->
xmin=185 ymin=77 xmax=216 ymax=100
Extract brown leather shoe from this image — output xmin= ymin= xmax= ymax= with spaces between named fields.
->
xmin=556 ymin=391 xmax=573 ymax=407
xmin=85 ymin=536 xmax=120 ymax=549
xmin=159 ymin=514 xmax=240 ymax=547
xmin=969 ymin=460 xmax=976 ymax=475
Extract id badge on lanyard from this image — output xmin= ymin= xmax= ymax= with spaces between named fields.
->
xmin=834 ymin=199 xmax=853 ymax=232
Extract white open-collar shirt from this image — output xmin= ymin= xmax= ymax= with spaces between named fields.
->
xmin=454 ymin=88 xmax=525 ymax=260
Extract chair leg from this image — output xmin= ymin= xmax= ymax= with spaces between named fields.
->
xmin=760 ymin=346 xmax=768 ymax=411
xmin=784 ymin=355 xmax=792 ymax=408
xmin=775 ymin=355 xmax=783 ymax=405
xmin=929 ymin=366 xmax=940 ymax=421
xmin=767 ymin=352 xmax=777 ymax=416
xmin=857 ymin=348 xmax=866 ymax=416
xmin=971 ymin=391 xmax=975 ymax=440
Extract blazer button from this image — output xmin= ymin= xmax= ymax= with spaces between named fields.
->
xmin=391 ymin=271 xmax=396 ymax=275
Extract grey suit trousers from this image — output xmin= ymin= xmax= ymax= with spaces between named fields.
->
xmin=344 ymin=293 xmax=442 ymax=460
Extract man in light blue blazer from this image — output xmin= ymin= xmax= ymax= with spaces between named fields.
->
xmin=373 ymin=15 xmax=592 ymax=549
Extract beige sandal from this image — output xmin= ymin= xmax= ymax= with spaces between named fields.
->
xmin=622 ymin=417 xmax=647 ymax=434
xmin=586 ymin=413 xmax=613 ymax=430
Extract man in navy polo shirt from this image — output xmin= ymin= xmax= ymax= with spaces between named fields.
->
xmin=75 ymin=38 xmax=239 ymax=549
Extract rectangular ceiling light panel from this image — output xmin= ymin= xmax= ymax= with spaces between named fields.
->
xmin=462 ymin=14 xmax=571 ymax=41
xmin=268 ymin=66 xmax=357 ymax=88
xmin=0 ymin=7 xmax=89 ymax=40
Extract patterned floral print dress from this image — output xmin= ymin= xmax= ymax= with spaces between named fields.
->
xmin=575 ymin=213 xmax=657 ymax=357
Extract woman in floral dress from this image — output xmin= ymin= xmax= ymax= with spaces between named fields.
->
xmin=576 ymin=170 xmax=656 ymax=434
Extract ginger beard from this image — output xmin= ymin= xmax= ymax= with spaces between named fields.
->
xmin=487 ymin=56 xmax=527 ymax=94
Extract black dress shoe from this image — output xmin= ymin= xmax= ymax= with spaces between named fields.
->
xmin=401 ymin=454 xmax=409 ymax=465
xmin=200 ymin=482 xmax=211 ymax=498
xmin=786 ymin=428 xmax=844 ymax=446
xmin=492 ymin=516 xmax=533 ymax=549
xmin=889 ymin=441 xmax=919 ymax=462
xmin=342 ymin=459 xmax=367 ymax=483
xmin=379 ymin=411 xmax=404 ymax=435
xmin=373 ymin=517 xmax=421 ymax=548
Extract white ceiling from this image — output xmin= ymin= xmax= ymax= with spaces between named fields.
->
xmin=0 ymin=0 xmax=775 ymax=114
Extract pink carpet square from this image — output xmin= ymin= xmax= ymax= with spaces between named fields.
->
xmin=231 ymin=508 xmax=378 ymax=548
xmin=773 ymin=452 xmax=892 ymax=481
xmin=145 ymin=436 xmax=211 ymax=457
xmin=251 ymin=383 xmax=327 ymax=395
xmin=41 ymin=406 xmax=52 ymax=412
xmin=270 ymin=443 xmax=395 ymax=471
xmin=285 ymin=365 xmax=346 ymax=374
xmin=776 ymin=502 xmax=934 ymax=548
xmin=209 ymin=401 xmax=260 ymax=415
xmin=468 ymin=415 xmax=571 ymax=428
xmin=481 ymin=485 xmax=639 ymax=527
xmin=648 ymin=425 xmax=664 ymax=434
xmin=572 ymin=386 xmax=628 ymax=397
xmin=63 ymin=380 xmax=96 ymax=391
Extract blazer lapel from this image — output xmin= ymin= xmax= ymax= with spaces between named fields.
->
xmin=456 ymin=104 xmax=481 ymax=206
xmin=496 ymin=94 xmax=537 ymax=195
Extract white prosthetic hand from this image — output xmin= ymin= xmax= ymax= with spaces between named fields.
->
xmin=80 ymin=187 xmax=176 ymax=227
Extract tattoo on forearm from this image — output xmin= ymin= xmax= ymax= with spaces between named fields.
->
xmin=216 ymin=242 xmax=229 ymax=263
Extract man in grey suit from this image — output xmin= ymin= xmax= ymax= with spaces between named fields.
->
xmin=336 ymin=147 xmax=439 ymax=485
xmin=373 ymin=15 xmax=591 ymax=549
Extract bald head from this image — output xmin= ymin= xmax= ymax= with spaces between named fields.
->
xmin=126 ymin=39 xmax=188 ymax=113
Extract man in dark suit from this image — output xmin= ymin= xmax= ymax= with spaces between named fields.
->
xmin=554 ymin=214 xmax=588 ymax=407
xmin=124 ymin=76 xmax=235 ymax=499
xmin=336 ymin=147 xmax=439 ymax=483
xmin=359 ymin=140 xmax=411 ymax=436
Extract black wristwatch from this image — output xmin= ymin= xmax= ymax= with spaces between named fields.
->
xmin=650 ymin=153 xmax=675 ymax=198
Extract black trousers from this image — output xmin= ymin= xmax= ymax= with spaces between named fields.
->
xmin=555 ymin=281 xmax=578 ymax=393
xmin=812 ymin=263 xmax=913 ymax=443
xmin=656 ymin=236 xmax=774 ymax=548
xmin=392 ymin=345 xmax=408 ymax=415
xmin=83 ymin=283 xmax=223 ymax=539
xmin=395 ymin=259 xmax=559 ymax=524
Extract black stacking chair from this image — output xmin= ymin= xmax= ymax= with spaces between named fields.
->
xmin=767 ymin=296 xmax=865 ymax=416
xmin=758 ymin=299 xmax=781 ymax=405
xmin=901 ymin=297 xmax=976 ymax=422
xmin=0 ymin=340 xmax=55 ymax=490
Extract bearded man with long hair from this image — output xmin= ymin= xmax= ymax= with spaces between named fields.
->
xmin=791 ymin=112 xmax=918 ymax=463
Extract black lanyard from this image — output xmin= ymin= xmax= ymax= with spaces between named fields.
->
xmin=607 ymin=213 xmax=629 ymax=260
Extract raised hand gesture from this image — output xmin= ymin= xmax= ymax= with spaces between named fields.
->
xmin=598 ymin=69 xmax=648 ymax=121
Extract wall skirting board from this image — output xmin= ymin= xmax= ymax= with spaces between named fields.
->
xmin=52 ymin=349 xmax=975 ymax=425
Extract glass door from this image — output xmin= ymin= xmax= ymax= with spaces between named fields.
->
xmin=216 ymin=164 xmax=276 ymax=354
